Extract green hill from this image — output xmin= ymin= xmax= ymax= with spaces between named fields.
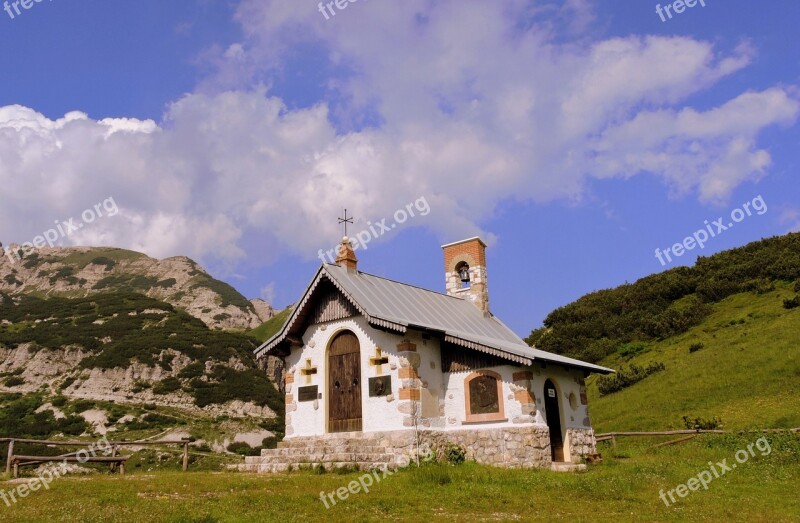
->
xmin=526 ymin=232 xmax=800 ymax=364
xmin=248 ymin=306 xmax=293 ymax=343
xmin=524 ymin=232 xmax=800 ymax=433
xmin=588 ymin=281 xmax=800 ymax=432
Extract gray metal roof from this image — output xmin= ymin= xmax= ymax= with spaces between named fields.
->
xmin=256 ymin=264 xmax=613 ymax=374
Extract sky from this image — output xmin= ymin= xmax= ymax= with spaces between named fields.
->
xmin=0 ymin=0 xmax=798 ymax=338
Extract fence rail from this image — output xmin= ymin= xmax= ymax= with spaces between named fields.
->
xmin=3 ymin=437 xmax=193 ymax=476
xmin=596 ymin=428 xmax=800 ymax=445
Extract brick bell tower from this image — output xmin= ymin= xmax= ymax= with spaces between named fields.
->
xmin=442 ymin=237 xmax=489 ymax=314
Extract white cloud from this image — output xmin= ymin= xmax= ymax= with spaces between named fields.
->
xmin=0 ymin=0 xmax=797 ymax=266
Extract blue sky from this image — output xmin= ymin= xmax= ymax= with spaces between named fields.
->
xmin=1 ymin=0 xmax=798 ymax=337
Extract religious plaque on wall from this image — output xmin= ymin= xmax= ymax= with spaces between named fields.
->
xmin=469 ymin=374 xmax=499 ymax=414
xmin=368 ymin=376 xmax=392 ymax=397
xmin=298 ymin=385 xmax=318 ymax=402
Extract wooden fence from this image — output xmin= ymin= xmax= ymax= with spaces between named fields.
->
xmin=595 ymin=428 xmax=800 ymax=447
xmin=2 ymin=437 xmax=192 ymax=477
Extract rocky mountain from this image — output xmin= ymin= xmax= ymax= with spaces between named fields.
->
xmin=0 ymin=290 xmax=285 ymax=433
xmin=0 ymin=245 xmax=273 ymax=329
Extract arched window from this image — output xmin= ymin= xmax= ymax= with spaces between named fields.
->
xmin=464 ymin=370 xmax=505 ymax=423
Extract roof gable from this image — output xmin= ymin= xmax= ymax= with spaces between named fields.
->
xmin=256 ymin=264 xmax=613 ymax=374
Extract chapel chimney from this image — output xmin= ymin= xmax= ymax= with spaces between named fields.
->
xmin=335 ymin=236 xmax=358 ymax=272
xmin=442 ymin=237 xmax=489 ymax=314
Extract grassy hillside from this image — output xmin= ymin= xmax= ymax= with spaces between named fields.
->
xmin=527 ymin=232 xmax=800 ymax=364
xmin=589 ymin=281 xmax=800 ymax=432
xmin=248 ymin=307 xmax=293 ymax=343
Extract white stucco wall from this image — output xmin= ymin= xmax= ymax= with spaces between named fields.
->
xmin=284 ymin=315 xmax=593 ymax=444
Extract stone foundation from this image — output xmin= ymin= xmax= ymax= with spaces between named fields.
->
xmin=236 ymin=426 xmax=598 ymax=473
xmin=565 ymin=428 xmax=597 ymax=463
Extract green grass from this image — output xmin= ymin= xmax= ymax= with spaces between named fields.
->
xmin=248 ymin=307 xmax=292 ymax=343
xmin=590 ymin=283 xmax=800 ymax=432
xmin=2 ymin=435 xmax=798 ymax=522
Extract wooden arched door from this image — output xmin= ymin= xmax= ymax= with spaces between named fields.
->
xmin=328 ymin=331 xmax=362 ymax=433
xmin=544 ymin=379 xmax=564 ymax=462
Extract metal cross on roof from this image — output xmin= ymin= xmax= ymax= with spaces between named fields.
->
xmin=338 ymin=209 xmax=354 ymax=237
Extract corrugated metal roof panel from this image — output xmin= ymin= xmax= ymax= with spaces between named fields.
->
xmin=256 ymin=264 xmax=613 ymax=374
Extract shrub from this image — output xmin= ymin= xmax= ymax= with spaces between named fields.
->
xmin=682 ymin=415 xmax=722 ymax=430
xmin=154 ymin=278 xmax=177 ymax=289
xmin=59 ymin=376 xmax=77 ymax=390
xmin=795 ymin=280 xmax=800 ymax=293
xmin=51 ymin=395 xmax=67 ymax=407
xmin=597 ymin=362 xmax=666 ymax=396
xmin=4 ymin=376 xmax=24 ymax=387
xmin=90 ymin=257 xmax=117 ymax=271
xmin=783 ymin=296 xmax=800 ymax=310
xmin=689 ymin=342 xmax=705 ymax=353
xmin=71 ymin=399 xmax=95 ymax=413
xmin=178 ymin=362 xmax=205 ymax=379
xmin=132 ymin=380 xmax=151 ymax=393
xmin=227 ymin=441 xmax=260 ymax=456
xmin=443 ymin=443 xmax=467 ymax=465
xmin=153 ymin=377 xmax=181 ymax=395
xmin=617 ymin=341 xmax=648 ymax=359
xmin=261 ymin=436 xmax=279 ymax=449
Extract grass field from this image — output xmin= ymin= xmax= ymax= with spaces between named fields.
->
xmin=589 ymin=283 xmax=800 ymax=432
xmin=2 ymin=434 xmax=798 ymax=522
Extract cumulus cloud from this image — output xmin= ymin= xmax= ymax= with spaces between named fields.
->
xmin=0 ymin=0 xmax=797 ymax=266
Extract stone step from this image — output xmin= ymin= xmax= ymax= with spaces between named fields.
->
xmin=550 ymin=462 xmax=587 ymax=472
xmin=245 ymin=453 xmax=395 ymax=465
xmin=235 ymin=461 xmax=393 ymax=473
xmin=261 ymin=446 xmax=388 ymax=457
xmin=276 ymin=436 xmax=386 ymax=448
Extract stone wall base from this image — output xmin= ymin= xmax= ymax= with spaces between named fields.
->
xmin=236 ymin=426 xmax=598 ymax=472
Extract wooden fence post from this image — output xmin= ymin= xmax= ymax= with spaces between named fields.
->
xmin=182 ymin=443 xmax=189 ymax=472
xmin=110 ymin=445 xmax=118 ymax=472
xmin=5 ymin=439 xmax=14 ymax=476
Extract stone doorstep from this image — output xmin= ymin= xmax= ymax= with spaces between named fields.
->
xmin=550 ymin=462 xmax=587 ymax=472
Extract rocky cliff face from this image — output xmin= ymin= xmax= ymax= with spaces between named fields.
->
xmin=0 ymin=245 xmax=272 ymax=329
xmin=0 ymin=344 xmax=276 ymax=419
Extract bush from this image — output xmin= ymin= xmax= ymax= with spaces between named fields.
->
xmin=153 ymin=377 xmax=181 ymax=395
xmin=50 ymin=395 xmax=67 ymax=407
xmin=795 ymin=280 xmax=800 ymax=293
xmin=132 ymin=380 xmax=151 ymax=393
xmin=178 ymin=362 xmax=205 ymax=379
xmin=443 ymin=443 xmax=466 ymax=465
xmin=597 ymin=362 xmax=666 ymax=396
xmin=71 ymin=399 xmax=95 ymax=413
xmin=689 ymin=342 xmax=705 ymax=353
xmin=90 ymin=257 xmax=117 ymax=271
xmin=154 ymin=278 xmax=177 ymax=289
xmin=682 ymin=415 xmax=722 ymax=430
xmin=4 ymin=376 xmax=24 ymax=387
xmin=227 ymin=441 xmax=260 ymax=456
xmin=783 ymin=296 xmax=800 ymax=310
xmin=617 ymin=341 xmax=648 ymax=359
